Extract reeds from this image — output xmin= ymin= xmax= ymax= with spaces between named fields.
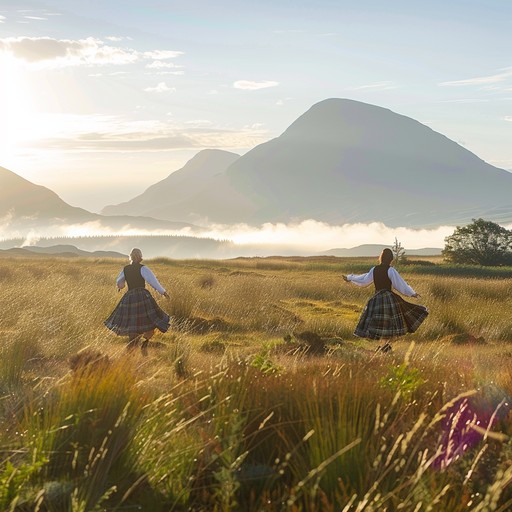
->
xmin=2 ymin=256 xmax=512 ymax=509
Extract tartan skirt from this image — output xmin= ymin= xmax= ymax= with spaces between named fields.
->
xmin=104 ymin=288 xmax=170 ymax=336
xmin=354 ymin=290 xmax=428 ymax=340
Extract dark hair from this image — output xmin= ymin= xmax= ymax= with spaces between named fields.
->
xmin=379 ymin=248 xmax=394 ymax=265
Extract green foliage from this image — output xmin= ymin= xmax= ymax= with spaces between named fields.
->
xmin=443 ymin=218 xmax=512 ymax=266
xmin=379 ymin=362 xmax=426 ymax=395
xmin=250 ymin=352 xmax=282 ymax=374
xmin=0 ymin=457 xmax=47 ymax=511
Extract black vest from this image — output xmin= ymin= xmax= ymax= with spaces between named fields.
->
xmin=373 ymin=264 xmax=392 ymax=291
xmin=124 ymin=263 xmax=145 ymax=290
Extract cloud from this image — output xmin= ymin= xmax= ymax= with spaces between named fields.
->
xmin=0 ymin=36 xmax=182 ymax=69
xmin=25 ymin=114 xmax=270 ymax=152
xmin=146 ymin=60 xmax=183 ymax=69
xmin=198 ymin=220 xmax=453 ymax=251
xmin=439 ymin=98 xmax=490 ymax=104
xmin=1 ymin=220 xmax=455 ymax=255
xmin=143 ymin=50 xmax=183 ymax=60
xmin=144 ymin=82 xmax=176 ymax=93
xmin=185 ymin=120 xmax=214 ymax=127
xmin=276 ymin=97 xmax=293 ymax=106
xmin=0 ymin=15 xmax=5 ymax=23
xmin=234 ymin=80 xmax=279 ymax=90
xmin=505 ymin=116 xmax=512 ymax=122
xmin=439 ymin=69 xmax=512 ymax=87
xmin=0 ymin=36 xmax=139 ymax=67
xmin=105 ymin=36 xmax=129 ymax=42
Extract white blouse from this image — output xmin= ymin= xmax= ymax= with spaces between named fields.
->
xmin=116 ymin=266 xmax=167 ymax=295
xmin=346 ymin=266 xmax=417 ymax=297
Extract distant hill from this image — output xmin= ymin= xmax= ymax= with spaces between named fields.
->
xmin=0 ymin=244 xmax=126 ymax=258
xmin=105 ymin=98 xmax=512 ymax=227
xmin=322 ymin=244 xmax=442 ymax=257
xmin=0 ymin=236 xmax=235 ymax=260
xmin=101 ymin=149 xmax=240 ymax=221
xmin=0 ymin=166 xmax=198 ymax=235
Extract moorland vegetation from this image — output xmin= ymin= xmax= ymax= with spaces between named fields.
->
xmin=1 ymin=255 xmax=512 ymax=511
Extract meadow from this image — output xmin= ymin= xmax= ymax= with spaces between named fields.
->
xmin=1 ymin=254 xmax=512 ymax=511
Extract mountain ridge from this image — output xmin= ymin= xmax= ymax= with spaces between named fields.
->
xmin=101 ymin=149 xmax=240 ymax=220
xmin=102 ymin=98 xmax=512 ymax=227
xmin=0 ymin=166 xmax=199 ymax=235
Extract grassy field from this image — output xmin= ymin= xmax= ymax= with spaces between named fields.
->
xmin=1 ymin=255 xmax=512 ymax=511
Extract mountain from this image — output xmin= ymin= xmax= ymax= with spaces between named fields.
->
xmin=0 ymin=236 xmax=234 ymax=259
xmin=105 ymin=99 xmax=512 ymax=227
xmin=0 ymin=166 xmax=92 ymax=222
xmin=0 ymin=244 xmax=126 ymax=258
xmin=0 ymin=166 xmax=198 ymax=235
xmin=101 ymin=149 xmax=240 ymax=221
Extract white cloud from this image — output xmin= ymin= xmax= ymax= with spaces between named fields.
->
xmin=24 ymin=16 xmax=46 ymax=20
xmin=0 ymin=36 xmax=183 ymax=69
xmin=0 ymin=36 xmax=139 ymax=67
xmin=21 ymin=113 xmax=270 ymax=152
xmin=505 ymin=116 xmax=512 ymax=122
xmin=1 ymin=220 xmax=454 ymax=254
xmin=439 ymin=98 xmax=490 ymax=104
xmin=185 ymin=119 xmax=214 ymax=127
xmin=234 ymin=80 xmax=279 ymax=90
xmin=276 ymin=97 xmax=293 ymax=106
xmin=198 ymin=220 xmax=453 ymax=251
xmin=152 ymin=70 xmax=184 ymax=76
xmin=144 ymin=82 xmax=175 ymax=93
xmin=143 ymin=50 xmax=183 ymax=60
xmin=244 ymin=123 xmax=265 ymax=130
xmin=146 ymin=60 xmax=181 ymax=69
xmin=440 ymin=69 xmax=512 ymax=87
xmin=0 ymin=15 xmax=6 ymax=23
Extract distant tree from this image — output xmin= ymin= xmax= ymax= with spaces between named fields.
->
xmin=391 ymin=237 xmax=406 ymax=266
xmin=442 ymin=218 xmax=512 ymax=266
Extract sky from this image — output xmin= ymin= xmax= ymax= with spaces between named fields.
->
xmin=1 ymin=0 xmax=511 ymax=230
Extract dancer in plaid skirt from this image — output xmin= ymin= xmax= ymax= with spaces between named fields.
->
xmin=342 ymin=248 xmax=428 ymax=351
xmin=105 ymin=248 xmax=170 ymax=354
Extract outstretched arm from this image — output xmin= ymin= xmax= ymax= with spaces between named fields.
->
xmin=116 ymin=270 xmax=126 ymax=291
xmin=141 ymin=266 xmax=168 ymax=296
xmin=343 ymin=267 xmax=375 ymax=287
xmin=388 ymin=267 xmax=418 ymax=297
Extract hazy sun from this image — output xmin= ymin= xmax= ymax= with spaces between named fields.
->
xmin=0 ymin=55 xmax=37 ymax=159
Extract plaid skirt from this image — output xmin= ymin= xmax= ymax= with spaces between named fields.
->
xmin=354 ymin=290 xmax=428 ymax=340
xmin=104 ymin=288 xmax=170 ymax=336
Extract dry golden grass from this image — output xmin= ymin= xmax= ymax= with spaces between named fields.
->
xmin=2 ymin=255 xmax=512 ymax=511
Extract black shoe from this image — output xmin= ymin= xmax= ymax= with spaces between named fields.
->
xmin=140 ymin=339 xmax=149 ymax=356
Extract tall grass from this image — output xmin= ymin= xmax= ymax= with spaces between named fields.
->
xmin=2 ymin=255 xmax=512 ymax=510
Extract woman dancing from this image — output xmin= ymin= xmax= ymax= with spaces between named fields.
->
xmin=342 ymin=248 xmax=428 ymax=351
xmin=105 ymin=248 xmax=170 ymax=354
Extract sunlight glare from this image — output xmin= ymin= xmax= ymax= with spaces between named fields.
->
xmin=0 ymin=55 xmax=35 ymax=160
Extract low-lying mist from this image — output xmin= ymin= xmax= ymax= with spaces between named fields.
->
xmin=0 ymin=219 xmax=459 ymax=257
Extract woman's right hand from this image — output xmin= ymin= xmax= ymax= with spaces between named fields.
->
xmin=342 ymin=275 xmax=349 ymax=282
